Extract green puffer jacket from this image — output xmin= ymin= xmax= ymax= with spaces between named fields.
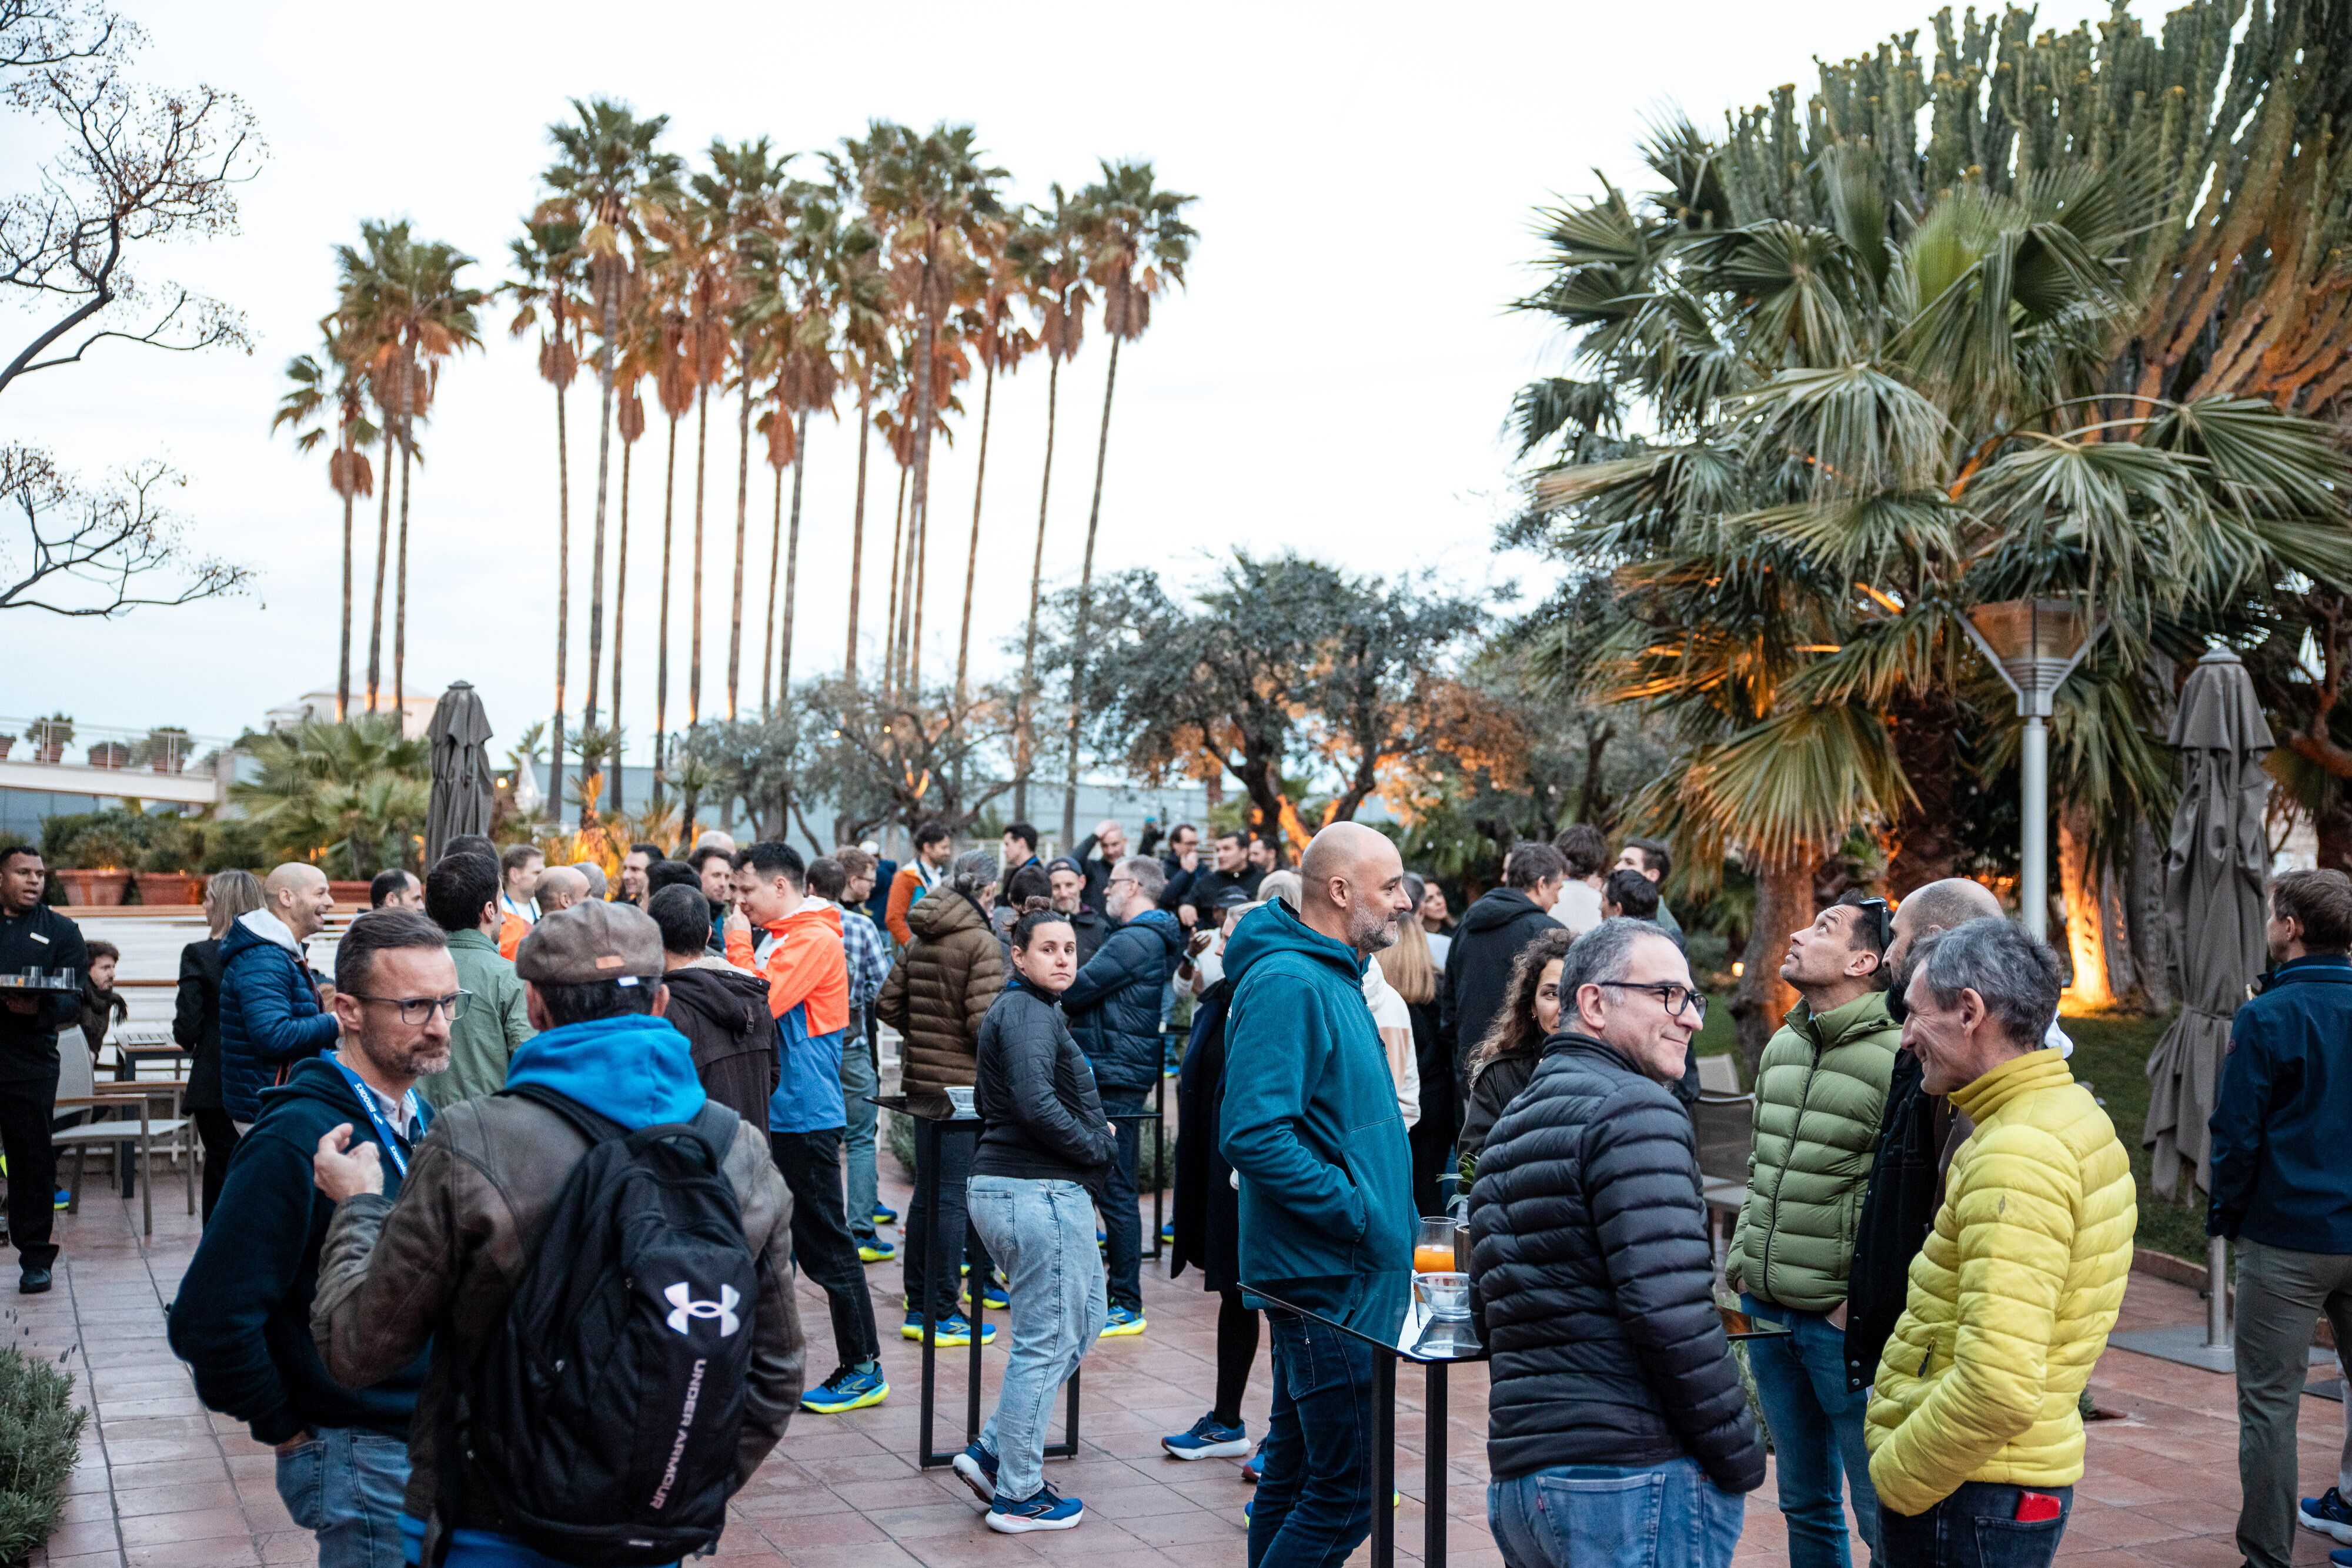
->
xmin=1728 ymin=990 xmax=1900 ymax=1312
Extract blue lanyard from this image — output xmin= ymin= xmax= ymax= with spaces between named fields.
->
xmin=329 ymin=1057 xmax=429 ymax=1180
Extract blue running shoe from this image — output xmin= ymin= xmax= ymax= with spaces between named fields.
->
xmin=978 ymin=1278 xmax=1010 ymax=1311
xmin=987 ymin=1486 xmax=1084 ymax=1534
xmin=1160 ymin=1221 xmax=1174 ymax=1245
xmin=871 ymin=1203 xmax=898 ymax=1228
xmin=2331 ymin=1551 xmax=2352 ymax=1568
xmin=800 ymin=1363 xmax=888 ymax=1413
xmin=950 ymin=1441 xmax=998 ymax=1503
xmin=51 ymin=1189 xmax=68 ymax=1211
xmin=902 ymin=1310 xmax=994 ymax=1346
xmin=1162 ymin=1414 xmax=1250 ymax=1460
xmin=1098 ymin=1303 xmax=1146 ymax=1338
xmin=856 ymin=1235 xmax=896 ymax=1263
xmin=2306 ymin=1486 xmax=2352 ymax=1544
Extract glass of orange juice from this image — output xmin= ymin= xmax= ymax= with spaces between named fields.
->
xmin=1414 ymin=1217 xmax=1458 ymax=1273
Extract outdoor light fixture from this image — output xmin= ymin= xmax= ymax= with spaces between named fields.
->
xmin=1960 ymin=598 xmax=2102 ymax=941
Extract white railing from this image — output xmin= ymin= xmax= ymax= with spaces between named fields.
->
xmin=0 ymin=717 xmax=236 ymax=777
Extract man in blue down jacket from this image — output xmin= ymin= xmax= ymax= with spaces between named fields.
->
xmin=2208 ymin=868 xmax=2352 ymax=1568
xmin=220 ymin=864 xmax=342 ymax=1127
xmin=1062 ymin=855 xmax=1185 ymax=1336
xmin=1220 ymin=822 xmax=1416 ymax=1568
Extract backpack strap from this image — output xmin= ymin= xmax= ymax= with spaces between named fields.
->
xmin=680 ymin=1099 xmax=743 ymax=1172
xmin=497 ymin=1081 xmax=626 ymax=1145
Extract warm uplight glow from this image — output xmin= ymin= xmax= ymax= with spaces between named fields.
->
xmin=1730 ymin=961 xmax=1745 ymax=978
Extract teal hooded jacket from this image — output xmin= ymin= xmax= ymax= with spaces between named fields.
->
xmin=1218 ymin=900 xmax=1415 ymax=1282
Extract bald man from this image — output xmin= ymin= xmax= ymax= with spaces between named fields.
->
xmin=1843 ymin=877 xmax=2020 ymax=1400
xmin=220 ymin=864 xmax=341 ymax=1130
xmin=1219 ymin=822 xmax=1416 ymax=1568
xmin=573 ymin=861 xmax=609 ymax=902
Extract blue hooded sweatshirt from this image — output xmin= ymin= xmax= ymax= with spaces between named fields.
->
xmin=502 ymin=1010 xmax=707 ymax=1129
xmin=1218 ymin=898 xmax=1414 ymax=1283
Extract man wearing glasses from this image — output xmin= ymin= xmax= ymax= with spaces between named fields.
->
xmin=1725 ymin=890 xmax=1899 ymax=1568
xmin=169 ymin=910 xmax=453 ymax=1568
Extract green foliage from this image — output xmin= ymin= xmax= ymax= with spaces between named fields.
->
xmin=229 ymin=716 xmax=430 ymax=877
xmin=0 ymin=1346 xmax=86 ymax=1566
xmin=2066 ymin=1009 xmax=2205 ymax=1262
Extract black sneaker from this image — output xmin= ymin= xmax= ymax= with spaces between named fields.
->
xmin=19 ymin=1266 xmax=51 ymax=1295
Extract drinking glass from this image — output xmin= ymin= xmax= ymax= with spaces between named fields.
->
xmin=1414 ymin=1216 xmax=1458 ymax=1273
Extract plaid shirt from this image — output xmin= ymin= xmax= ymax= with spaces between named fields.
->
xmin=836 ymin=901 xmax=889 ymax=1012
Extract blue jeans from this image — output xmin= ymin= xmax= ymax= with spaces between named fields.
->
xmin=1100 ymin=1092 xmax=1145 ymax=1313
xmin=1743 ymin=1293 xmax=1879 ymax=1567
xmin=967 ymin=1176 xmax=1105 ymax=1500
xmin=839 ymin=1011 xmax=879 ymax=1237
xmin=273 ymin=1427 xmax=410 ymax=1568
xmin=1876 ymin=1482 xmax=2072 ymax=1567
xmin=1489 ymin=1457 xmax=1743 ymax=1568
xmin=1248 ymin=1309 xmax=1377 ymax=1568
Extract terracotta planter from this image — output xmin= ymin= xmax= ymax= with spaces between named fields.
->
xmin=56 ymin=870 xmax=131 ymax=906
xmin=0 ymin=737 xmax=13 ymax=760
xmin=134 ymin=871 xmax=203 ymax=905
xmin=328 ymin=880 xmax=372 ymax=905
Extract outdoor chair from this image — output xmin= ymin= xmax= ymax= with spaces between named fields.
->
xmin=51 ymin=1081 xmax=193 ymax=1238
xmin=1692 ymin=1089 xmax=1756 ymax=1264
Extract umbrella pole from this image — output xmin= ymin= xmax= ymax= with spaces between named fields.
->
xmin=2020 ymin=713 xmax=2049 ymax=941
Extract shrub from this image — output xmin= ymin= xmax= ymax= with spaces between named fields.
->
xmin=0 ymin=1346 xmax=86 ymax=1565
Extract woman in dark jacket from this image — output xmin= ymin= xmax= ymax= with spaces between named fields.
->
xmin=175 ymin=870 xmax=264 ymax=1223
xmin=1456 ymin=927 xmax=1573 ymax=1186
xmin=960 ymin=908 xmax=1114 ymax=1530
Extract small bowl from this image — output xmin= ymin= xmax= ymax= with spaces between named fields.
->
xmin=1413 ymin=1270 xmax=1472 ymax=1320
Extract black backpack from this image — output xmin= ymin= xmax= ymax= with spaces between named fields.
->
xmin=447 ymin=1082 xmax=763 ymax=1568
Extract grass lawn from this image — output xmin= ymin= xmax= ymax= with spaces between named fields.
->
xmin=1697 ymin=996 xmax=2207 ymax=1264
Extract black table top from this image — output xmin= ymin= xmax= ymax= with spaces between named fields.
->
xmin=1241 ymin=1273 xmax=1488 ymax=1365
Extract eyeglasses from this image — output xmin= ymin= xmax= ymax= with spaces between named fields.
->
xmin=348 ymin=990 xmax=473 ymax=1025
xmin=1105 ymin=877 xmax=1137 ymax=892
xmin=1596 ymin=981 xmax=1706 ymax=1020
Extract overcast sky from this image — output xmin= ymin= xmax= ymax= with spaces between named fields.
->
xmin=9 ymin=0 xmax=2119 ymax=761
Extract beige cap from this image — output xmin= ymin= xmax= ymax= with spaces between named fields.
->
xmin=514 ymin=900 xmax=665 ymax=985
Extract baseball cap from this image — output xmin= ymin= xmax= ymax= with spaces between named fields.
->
xmin=1045 ymin=857 xmax=1084 ymax=878
xmin=1213 ymin=885 xmax=1254 ymax=911
xmin=515 ymin=900 xmax=665 ymax=985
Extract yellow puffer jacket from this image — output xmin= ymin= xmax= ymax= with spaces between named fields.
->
xmin=1863 ymin=1048 xmax=2135 ymax=1517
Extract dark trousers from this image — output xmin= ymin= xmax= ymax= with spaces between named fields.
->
xmin=1877 ymin=1482 xmax=2071 ymax=1568
xmin=1100 ymin=1092 xmax=1145 ymax=1313
xmin=0 ymin=1071 xmax=58 ymax=1269
xmin=767 ymin=1129 xmax=881 ymax=1368
xmin=1249 ymin=1308 xmax=1378 ymax=1568
xmin=902 ymin=1120 xmax=995 ymax=1322
xmin=194 ymin=1109 xmax=239 ymax=1226
xmin=1214 ymin=1288 xmax=1261 ymax=1428
xmin=1408 ymin=1094 xmax=1458 ymax=1216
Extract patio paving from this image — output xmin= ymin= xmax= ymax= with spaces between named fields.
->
xmin=21 ymin=1157 xmax=2352 ymax=1568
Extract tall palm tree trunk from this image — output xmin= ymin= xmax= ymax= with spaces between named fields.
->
xmin=550 ymin=377 xmax=573 ymax=824
xmin=910 ymin=468 xmax=928 ymax=697
xmin=690 ymin=384 xmax=709 ymax=728
xmin=581 ymin=292 xmax=620 ymax=827
xmin=761 ymin=452 xmax=783 ymax=716
xmin=610 ymin=435 xmax=632 ymax=815
xmin=1732 ymin=851 xmax=1810 ymax=1073
xmin=1060 ymin=335 xmax=1120 ymax=846
xmin=366 ymin=424 xmax=392 ymax=713
xmin=337 ymin=424 xmax=355 ymax=723
xmin=654 ymin=413 xmax=679 ymax=798
xmin=727 ymin=377 xmax=752 ymax=721
xmin=1013 ymin=354 xmax=1060 ymax=822
xmin=955 ymin=356 xmax=995 ymax=710
xmin=780 ymin=407 xmax=810 ymax=700
xmin=883 ymin=464 xmax=907 ymax=699
xmin=908 ymin=276 xmax=939 ymax=703
xmin=393 ymin=433 xmax=412 ymax=718
xmin=845 ymin=384 xmax=871 ymax=684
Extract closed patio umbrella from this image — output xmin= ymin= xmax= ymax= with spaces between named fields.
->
xmin=424 ymin=681 xmax=496 ymax=866
xmin=2139 ymin=647 xmax=2270 ymax=1362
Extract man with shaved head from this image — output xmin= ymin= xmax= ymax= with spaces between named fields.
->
xmin=533 ymin=866 xmax=589 ymax=917
xmin=221 ymin=864 xmax=341 ymax=1132
xmin=1842 ymin=877 xmax=2011 ymax=1402
xmin=1220 ymin=821 xmax=1416 ymax=1568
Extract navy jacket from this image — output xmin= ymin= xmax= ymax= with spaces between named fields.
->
xmin=1218 ymin=900 xmax=1414 ymax=1282
xmin=167 ymin=1056 xmax=430 ymax=1443
xmin=218 ymin=912 xmax=339 ymax=1123
xmin=2210 ymin=955 xmax=2352 ymax=1252
xmin=1063 ymin=908 xmax=1184 ymax=1098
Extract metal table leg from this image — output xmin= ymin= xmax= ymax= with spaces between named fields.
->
xmin=1373 ymin=1352 xmax=1396 ymax=1568
xmin=1147 ymin=1069 xmax=1165 ymax=1261
xmin=1425 ymin=1362 xmax=1447 ymax=1567
xmin=915 ymin=1116 xmax=953 ymax=1468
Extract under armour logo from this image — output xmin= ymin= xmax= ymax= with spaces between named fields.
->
xmin=664 ymin=1282 xmax=741 ymax=1338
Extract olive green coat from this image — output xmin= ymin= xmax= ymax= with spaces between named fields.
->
xmin=1728 ymin=990 xmax=1900 ymax=1312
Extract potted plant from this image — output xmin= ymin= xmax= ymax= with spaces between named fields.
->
xmin=52 ymin=819 xmax=135 ymax=906
xmin=137 ymin=726 xmax=192 ymax=774
xmin=86 ymin=740 xmax=129 ymax=770
xmin=0 ymin=734 xmax=15 ymax=761
xmin=30 ymin=715 xmax=71 ymax=765
xmin=133 ymin=821 xmax=202 ymax=905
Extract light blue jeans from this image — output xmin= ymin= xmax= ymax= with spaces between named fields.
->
xmin=1489 ymin=1456 xmax=1745 ymax=1568
xmin=273 ymin=1426 xmax=411 ymax=1568
xmin=1742 ymin=1293 xmax=1880 ymax=1566
xmin=839 ymin=1009 xmax=880 ymax=1236
xmin=966 ymin=1175 xmax=1105 ymax=1501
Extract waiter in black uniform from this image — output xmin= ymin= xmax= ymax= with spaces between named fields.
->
xmin=0 ymin=845 xmax=85 ymax=1293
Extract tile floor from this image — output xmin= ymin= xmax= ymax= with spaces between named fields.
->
xmin=21 ymin=1159 xmax=2352 ymax=1568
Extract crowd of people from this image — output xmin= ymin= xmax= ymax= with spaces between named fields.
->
xmin=0 ymin=810 xmax=2347 ymax=1568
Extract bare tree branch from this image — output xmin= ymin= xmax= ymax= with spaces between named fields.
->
xmin=0 ymin=444 xmax=251 ymax=616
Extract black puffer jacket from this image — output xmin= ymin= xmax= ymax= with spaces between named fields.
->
xmin=973 ymin=980 xmax=1114 ymax=1185
xmin=1456 ymin=1042 xmax=1539 ymax=1184
xmin=1468 ymin=1031 xmax=1765 ymax=1492
xmin=1842 ymin=1047 xmax=1951 ymax=1392
xmin=1063 ymin=909 xmax=1184 ymax=1098
xmin=1440 ymin=888 xmax=1560 ymax=1095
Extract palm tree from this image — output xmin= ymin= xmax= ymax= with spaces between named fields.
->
xmin=231 ymin=715 xmax=432 ymax=877
xmin=954 ymin=218 xmax=1033 ymax=713
xmin=610 ymin=330 xmax=649 ymax=814
xmin=540 ymin=99 xmax=683 ymax=824
xmin=505 ymin=217 xmax=589 ymax=817
xmin=1010 ymin=190 xmax=1090 ymax=820
xmin=844 ymin=121 xmax=1005 ymax=698
xmin=666 ymin=197 xmax=734 ymax=734
xmin=270 ymin=331 xmax=377 ymax=721
xmin=1059 ymin=159 xmax=1196 ymax=842
xmin=770 ymin=189 xmax=847 ymax=701
xmin=649 ymin=300 xmax=694 ymax=795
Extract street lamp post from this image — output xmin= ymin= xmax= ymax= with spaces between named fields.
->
xmin=1960 ymin=599 xmax=2102 ymax=940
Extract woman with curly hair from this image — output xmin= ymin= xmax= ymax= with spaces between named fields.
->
xmin=1456 ymin=927 xmax=1575 ymax=1186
